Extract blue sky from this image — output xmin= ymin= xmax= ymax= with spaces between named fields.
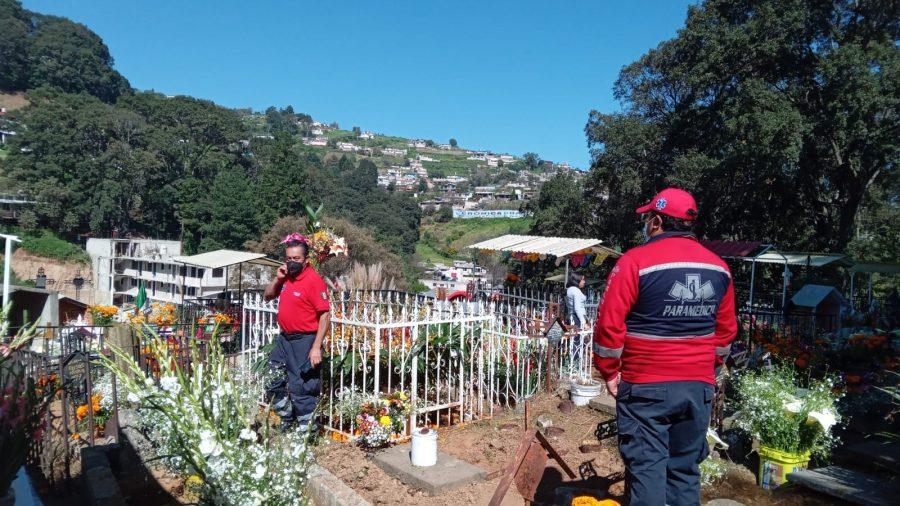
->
xmin=23 ymin=0 xmax=695 ymax=168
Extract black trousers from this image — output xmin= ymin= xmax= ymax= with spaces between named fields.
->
xmin=267 ymin=333 xmax=321 ymax=422
xmin=616 ymin=380 xmax=714 ymax=506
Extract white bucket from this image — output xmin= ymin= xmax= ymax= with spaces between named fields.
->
xmin=410 ymin=428 xmax=438 ymax=467
xmin=570 ymin=380 xmax=604 ymax=407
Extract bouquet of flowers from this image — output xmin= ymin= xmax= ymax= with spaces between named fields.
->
xmin=75 ymin=394 xmax=110 ymax=436
xmin=734 ymin=366 xmax=842 ymax=458
xmin=198 ymin=312 xmax=233 ymax=326
xmin=354 ymin=391 xmax=413 ymax=447
xmin=89 ymin=304 xmax=119 ymax=325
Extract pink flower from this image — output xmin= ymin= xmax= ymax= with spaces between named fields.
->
xmin=280 ymin=233 xmax=308 ymax=245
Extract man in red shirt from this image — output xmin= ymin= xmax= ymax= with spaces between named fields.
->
xmin=264 ymin=236 xmax=330 ymax=429
xmin=593 ymin=188 xmax=737 ymax=505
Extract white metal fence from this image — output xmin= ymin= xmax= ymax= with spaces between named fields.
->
xmin=242 ymin=290 xmax=592 ymax=437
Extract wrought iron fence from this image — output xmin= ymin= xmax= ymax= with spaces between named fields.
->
xmin=242 ymin=290 xmax=594 ymax=439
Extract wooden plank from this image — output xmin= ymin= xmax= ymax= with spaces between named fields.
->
xmin=488 ymin=429 xmax=537 ymax=506
xmin=788 ymin=466 xmax=900 ymax=506
xmin=535 ymin=430 xmax=576 ymax=479
xmin=514 ymin=440 xmax=548 ymax=502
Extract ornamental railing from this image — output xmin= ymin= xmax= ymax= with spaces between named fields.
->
xmin=241 ymin=290 xmax=593 ymax=439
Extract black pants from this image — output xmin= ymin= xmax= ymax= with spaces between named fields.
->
xmin=267 ymin=333 xmax=321 ymax=422
xmin=616 ymin=380 xmax=714 ymax=506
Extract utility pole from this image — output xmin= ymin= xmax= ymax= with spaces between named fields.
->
xmin=1 ymin=233 xmax=22 ymax=309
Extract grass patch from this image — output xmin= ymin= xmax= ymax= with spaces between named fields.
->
xmin=19 ymin=230 xmax=89 ymax=263
xmin=417 ymin=217 xmax=533 ymax=265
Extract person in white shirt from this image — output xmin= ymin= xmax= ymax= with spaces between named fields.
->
xmin=566 ymin=273 xmax=588 ymax=328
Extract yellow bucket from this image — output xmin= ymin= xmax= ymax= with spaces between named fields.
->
xmin=757 ymin=445 xmax=810 ymax=489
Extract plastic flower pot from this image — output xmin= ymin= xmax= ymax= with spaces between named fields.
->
xmin=570 ymin=379 xmax=604 ymax=407
xmin=411 ymin=428 xmax=437 ymax=467
xmin=757 ymin=445 xmax=810 ymax=489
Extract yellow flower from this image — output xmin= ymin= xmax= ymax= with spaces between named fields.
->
xmin=379 ymin=415 xmax=392 ymax=427
xmin=399 ymin=392 xmax=408 ymax=401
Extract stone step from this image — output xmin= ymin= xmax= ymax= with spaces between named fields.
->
xmin=838 ymin=440 xmax=900 ymax=475
xmin=787 ymin=465 xmax=900 ymax=505
xmin=371 ymin=444 xmax=487 ymax=496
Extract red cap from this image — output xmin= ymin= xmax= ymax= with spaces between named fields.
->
xmin=635 ymin=188 xmax=698 ymax=220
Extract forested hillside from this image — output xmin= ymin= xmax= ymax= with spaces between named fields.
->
xmin=0 ymin=0 xmax=420 ymax=273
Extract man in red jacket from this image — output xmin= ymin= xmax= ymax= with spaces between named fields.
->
xmin=593 ymin=188 xmax=737 ymax=506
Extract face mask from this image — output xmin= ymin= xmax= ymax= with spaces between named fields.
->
xmin=641 ymin=220 xmax=652 ymax=242
xmin=286 ymin=260 xmax=304 ymax=277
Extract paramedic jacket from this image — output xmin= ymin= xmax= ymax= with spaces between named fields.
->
xmin=592 ymin=232 xmax=738 ymax=385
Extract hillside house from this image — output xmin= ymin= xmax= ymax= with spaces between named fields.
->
xmin=382 ymin=147 xmax=406 ymax=157
xmin=417 ymin=154 xmax=436 ymax=162
xmin=500 ymin=154 xmax=515 ymax=163
xmin=338 ymin=142 xmax=357 ymax=152
xmin=360 ymin=131 xmax=374 ymax=140
xmin=408 ymin=140 xmax=427 ymax=148
xmin=303 ymin=137 xmax=328 ymax=147
xmin=438 ymin=144 xmax=452 ymax=150
xmin=311 ymin=128 xmax=324 ymax=136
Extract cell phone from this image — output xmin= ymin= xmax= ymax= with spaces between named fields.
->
xmin=300 ymin=359 xmax=313 ymax=374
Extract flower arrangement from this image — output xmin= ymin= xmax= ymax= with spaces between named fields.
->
xmin=337 ymin=391 xmax=413 ymax=448
xmin=89 ymin=304 xmax=119 ymax=325
xmin=734 ymin=366 xmax=842 ymax=458
xmin=132 ymin=302 xmax=178 ymax=326
xmin=76 ymin=394 xmax=110 ymax=435
xmin=1 ymin=307 xmax=55 ymax=497
xmin=198 ymin=312 xmax=233 ymax=326
xmin=99 ymin=328 xmax=313 ymax=505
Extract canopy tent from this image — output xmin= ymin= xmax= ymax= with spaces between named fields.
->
xmin=847 ymin=261 xmax=900 ymax=309
xmin=172 ymin=250 xmax=281 ymax=269
xmin=172 ymin=249 xmax=280 ymax=305
xmin=699 ymin=240 xmax=854 ymax=312
xmin=467 ymin=234 xmax=620 ymax=284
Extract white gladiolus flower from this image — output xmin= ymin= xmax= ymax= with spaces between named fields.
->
xmin=160 ymin=376 xmax=180 ymax=393
xmin=126 ymin=391 xmax=140 ymax=404
xmin=239 ymin=428 xmax=256 ymax=441
xmin=144 ymin=377 xmax=155 ymax=387
xmin=252 ymin=464 xmax=266 ymax=480
xmin=199 ymin=430 xmax=222 ymax=457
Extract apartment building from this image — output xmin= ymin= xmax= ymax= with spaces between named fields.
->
xmin=85 ymin=238 xmax=278 ymax=306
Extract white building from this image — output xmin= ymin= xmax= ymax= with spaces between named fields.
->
xmin=500 ymin=154 xmax=515 ymax=163
xmin=359 ymin=131 xmax=374 ymax=140
xmin=338 ymin=142 xmax=358 ymax=152
xmin=382 ymin=147 xmax=406 ymax=157
xmin=302 ymin=136 xmax=327 ymax=146
xmin=452 ymin=209 xmax=526 ymax=219
xmin=408 ymin=140 xmax=427 ymax=148
xmin=311 ymin=128 xmax=324 ymax=136
xmin=438 ymin=144 xmax=452 ymax=150
xmin=86 ymin=238 xmax=278 ymax=306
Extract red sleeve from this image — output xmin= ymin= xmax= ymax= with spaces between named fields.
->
xmin=309 ymin=273 xmax=331 ymax=313
xmin=713 ymin=276 xmax=738 ymax=367
xmin=592 ymin=255 xmax=639 ymax=381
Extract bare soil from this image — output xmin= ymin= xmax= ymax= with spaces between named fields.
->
xmin=316 ymin=393 xmax=841 ymax=505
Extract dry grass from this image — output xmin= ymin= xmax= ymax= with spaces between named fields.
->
xmin=0 ymin=91 xmax=29 ymax=111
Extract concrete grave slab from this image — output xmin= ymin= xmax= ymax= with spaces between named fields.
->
xmin=588 ymin=392 xmax=616 ymax=415
xmin=372 ymin=444 xmax=487 ymax=496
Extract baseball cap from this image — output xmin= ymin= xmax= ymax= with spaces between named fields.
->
xmin=635 ymin=188 xmax=698 ymax=220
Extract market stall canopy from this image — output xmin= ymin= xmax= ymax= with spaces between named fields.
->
xmin=172 ymin=249 xmax=281 ymax=269
xmin=545 ymin=273 xmax=602 ymax=285
xmin=745 ymin=251 xmax=851 ymax=268
xmin=466 ymin=234 xmax=620 ymax=258
xmin=701 ymin=240 xmax=764 ymax=258
xmin=849 ymin=262 xmax=900 ymax=274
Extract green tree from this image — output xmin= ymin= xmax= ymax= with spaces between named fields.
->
xmin=585 ymin=0 xmax=899 ymax=252
xmin=26 ymin=15 xmax=131 ymax=102
xmin=523 ymin=152 xmax=541 ymax=171
xmin=352 ymin=126 xmax=361 ymax=136
xmin=436 ymin=204 xmax=453 ymax=223
xmin=199 ymin=165 xmax=260 ymax=251
xmin=0 ymin=0 xmax=29 ymax=90
xmin=527 ymin=173 xmax=588 ymax=237
xmin=449 ymin=138 xmax=458 ymax=148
